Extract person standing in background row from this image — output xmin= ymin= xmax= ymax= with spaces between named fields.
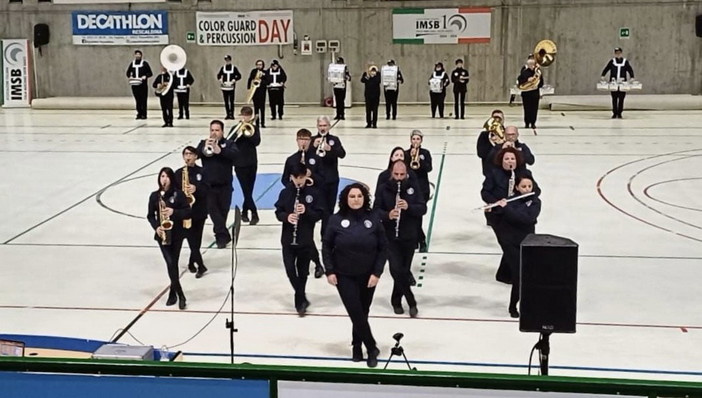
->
xmin=126 ymin=50 xmax=153 ymax=120
xmin=361 ymin=65 xmax=381 ymax=129
xmin=601 ymin=47 xmax=635 ymax=119
xmin=451 ymin=58 xmax=469 ymax=119
xmin=247 ymin=59 xmax=268 ymax=128
xmin=267 ymin=59 xmax=288 ymax=121
xmin=217 ymin=55 xmax=241 ymax=120
xmin=383 ymin=59 xmax=404 ymax=120
xmin=174 ymin=66 xmax=194 ymax=120
xmin=428 ymin=62 xmax=449 ymax=118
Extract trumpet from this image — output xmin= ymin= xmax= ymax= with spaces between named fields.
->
xmin=159 ymin=195 xmax=173 ymax=246
xmin=203 ymin=138 xmax=218 ymax=157
xmin=182 ymin=166 xmax=194 ymax=229
xmin=227 ymin=115 xmax=258 ymax=141
xmin=316 ymin=135 xmax=328 ymax=158
xmin=409 ymin=143 xmax=421 ymax=170
xmin=394 ymin=180 xmax=402 ymax=239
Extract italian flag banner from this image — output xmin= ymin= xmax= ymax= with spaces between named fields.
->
xmin=393 ymin=8 xmax=491 ymax=44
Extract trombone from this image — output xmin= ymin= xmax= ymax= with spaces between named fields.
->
xmin=226 ymin=115 xmax=259 ymax=141
xmin=246 ymin=70 xmax=264 ymax=103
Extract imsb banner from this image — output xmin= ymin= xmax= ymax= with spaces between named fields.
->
xmin=72 ymin=11 xmax=169 ymax=45
xmin=393 ymin=8 xmax=491 ymax=44
xmin=2 ymin=39 xmax=31 ymax=108
xmin=196 ymin=11 xmax=293 ymax=46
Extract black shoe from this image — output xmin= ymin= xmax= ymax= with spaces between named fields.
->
xmin=178 ymin=297 xmax=187 ymax=310
xmin=525 ymin=124 xmax=530 ymax=128
xmin=461 ymin=116 xmax=465 ymax=119
xmin=393 ymin=305 xmax=404 ymax=315
xmin=352 ymin=345 xmax=363 ymax=362
xmin=241 ymin=212 xmax=250 ymax=223
xmin=392 ymin=116 xmax=396 ymax=120
xmin=409 ymin=274 xmax=417 ymax=287
xmin=365 ymin=124 xmax=371 ymax=128
xmin=297 ymin=299 xmax=309 ymax=316
xmin=531 ymin=124 xmax=536 ymax=129
xmin=250 ymin=213 xmax=259 ymax=225
xmin=260 ymin=124 xmax=266 ymax=128
xmin=617 ymin=114 xmax=623 ymax=119
xmin=196 ymin=265 xmax=208 ymax=279
xmin=509 ymin=307 xmax=520 ymax=318
xmin=314 ymin=264 xmax=325 ymax=279
xmin=418 ymin=241 xmax=427 ymax=253
xmin=334 ymin=115 xmax=340 ymax=120
xmin=340 ymin=116 xmax=345 ymax=120
xmin=177 ymin=116 xmax=183 ymax=120
xmin=185 ymin=115 xmax=190 ymax=120
xmin=188 ymin=263 xmax=197 ymax=273
xmin=372 ymin=125 xmax=377 ymax=128
xmin=386 ymin=115 xmax=390 ymax=120
xmin=409 ymin=306 xmax=419 ymax=318
xmin=279 ymin=115 xmax=283 ymax=120
xmin=611 ymin=114 xmax=617 ymax=119
xmin=168 ymin=123 xmax=174 ymax=127
xmin=366 ymin=347 xmax=379 ymax=368
xmin=272 ymin=116 xmax=277 ymax=120
xmin=455 ymin=116 xmax=459 ymax=120
xmin=166 ymin=293 xmax=177 ymax=306
xmin=162 ymin=123 xmax=169 ymax=128
xmin=135 ymin=115 xmax=141 ymax=120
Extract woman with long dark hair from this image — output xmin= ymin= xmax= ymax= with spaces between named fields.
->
xmin=323 ymin=183 xmax=387 ymax=367
xmin=147 ymin=167 xmax=192 ymax=310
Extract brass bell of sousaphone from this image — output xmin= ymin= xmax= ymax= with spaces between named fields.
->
xmin=534 ymin=39 xmax=557 ymax=67
xmin=156 ymin=45 xmax=187 ymax=95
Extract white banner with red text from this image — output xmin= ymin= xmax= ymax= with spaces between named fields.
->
xmin=196 ymin=11 xmax=293 ymax=46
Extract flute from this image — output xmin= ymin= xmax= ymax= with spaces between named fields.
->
xmin=475 ymin=192 xmax=535 ymax=211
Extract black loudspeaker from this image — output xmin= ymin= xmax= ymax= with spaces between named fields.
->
xmin=696 ymin=15 xmax=702 ymax=38
xmin=34 ymin=24 xmax=50 ymax=48
xmin=519 ymin=234 xmax=578 ymax=334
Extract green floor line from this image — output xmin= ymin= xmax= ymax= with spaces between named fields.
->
xmin=425 ymin=141 xmax=447 ymax=250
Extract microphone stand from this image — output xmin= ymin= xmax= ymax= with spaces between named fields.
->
xmin=225 ymin=206 xmax=242 ymax=365
xmin=533 ymin=332 xmax=551 ymax=375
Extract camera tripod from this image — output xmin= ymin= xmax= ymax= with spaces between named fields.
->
xmin=383 ymin=333 xmax=417 ymax=371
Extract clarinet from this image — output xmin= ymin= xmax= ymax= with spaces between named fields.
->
xmin=291 ymin=186 xmax=301 ymax=246
xmin=394 ymin=180 xmax=401 ymax=239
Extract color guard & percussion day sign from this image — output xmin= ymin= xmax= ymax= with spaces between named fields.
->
xmin=196 ymin=11 xmax=293 ymax=46
xmin=393 ymin=8 xmax=491 ymax=44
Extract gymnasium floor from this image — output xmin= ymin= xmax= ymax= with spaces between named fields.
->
xmin=0 ymin=104 xmax=701 ymax=382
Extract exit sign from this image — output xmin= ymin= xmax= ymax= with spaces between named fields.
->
xmin=186 ymin=32 xmax=196 ymax=43
xmin=619 ymin=27 xmax=630 ymax=39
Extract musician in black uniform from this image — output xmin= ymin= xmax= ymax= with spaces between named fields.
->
xmin=174 ymin=146 xmax=209 ymax=278
xmin=231 ymin=106 xmax=261 ymax=225
xmin=383 ymin=60 xmax=404 ymax=120
xmin=492 ymin=176 xmax=541 ymax=318
xmin=375 ymin=147 xmax=409 ymax=199
xmin=152 ymin=66 xmax=174 ymax=128
xmin=323 ymin=182 xmax=386 ymax=367
xmin=307 ymin=116 xmax=346 ymax=237
xmin=217 ymin=55 xmax=241 ymax=120
xmin=361 ymin=66 xmax=381 ymax=128
xmin=601 ymin=47 xmax=635 ymax=119
xmin=247 ymin=59 xmax=267 ymax=128
xmin=147 ymin=167 xmax=191 ymax=310
xmin=517 ymin=58 xmax=543 ymax=130
xmin=477 ymin=109 xmax=505 ymax=176
xmin=267 ymin=59 xmax=287 ymax=120
xmin=428 ymin=62 xmax=450 ymax=118
xmin=481 ymin=147 xmax=541 ymax=316
xmin=282 ymin=129 xmax=326 ymax=279
xmin=331 ymin=57 xmax=351 ymax=120
xmin=275 ymin=163 xmax=324 ymax=316
xmin=174 ymin=67 xmax=194 ymax=120
xmin=125 ymin=50 xmax=153 ymax=120
xmin=197 ymin=120 xmax=239 ymax=248
xmin=487 ymin=126 xmax=535 ymax=171
xmin=509 ymin=54 xmax=534 ymax=106
xmin=451 ymin=59 xmax=470 ymax=119
xmin=404 ymin=130 xmax=432 ymax=253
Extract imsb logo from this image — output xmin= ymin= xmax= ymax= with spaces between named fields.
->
xmin=415 ymin=14 xmax=468 ymax=35
xmin=3 ymin=42 xmax=27 ymax=101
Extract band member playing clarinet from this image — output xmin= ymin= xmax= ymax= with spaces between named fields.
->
xmin=126 ymin=50 xmax=153 ymax=120
xmin=217 ymin=55 xmax=241 ymax=120
xmin=231 ymin=106 xmax=261 ymax=225
xmin=404 ymin=130 xmax=432 ymax=253
xmin=275 ymin=163 xmax=324 ymax=316
xmin=153 ymin=66 xmax=174 ymax=128
xmin=451 ymin=58 xmax=469 ymax=119
xmin=601 ymin=47 xmax=634 ymax=119
xmin=147 ymin=167 xmax=191 ymax=310
xmin=383 ymin=59 xmax=404 ymax=120
xmin=374 ymin=160 xmax=426 ymax=318
xmin=518 ymin=58 xmax=543 ymax=130
xmin=174 ymin=146 xmax=209 ymax=278
xmin=267 ymin=60 xmax=287 ymax=121
xmin=428 ymin=62 xmax=449 ymax=118
xmin=174 ymin=66 xmax=194 ymax=120
xmin=361 ymin=65 xmax=381 ymax=128
xmin=330 ymin=57 xmax=351 ymax=120
xmin=247 ymin=59 xmax=268 ymax=128
xmin=197 ymin=120 xmax=239 ymax=248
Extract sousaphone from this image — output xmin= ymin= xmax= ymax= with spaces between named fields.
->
xmin=156 ymin=45 xmax=187 ymax=96
xmin=519 ymin=40 xmax=557 ymax=91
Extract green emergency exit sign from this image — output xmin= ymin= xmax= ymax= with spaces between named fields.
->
xmin=619 ymin=27 xmax=630 ymax=39
xmin=186 ymin=32 xmax=196 ymax=43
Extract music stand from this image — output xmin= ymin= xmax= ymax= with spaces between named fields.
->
xmin=225 ymin=206 xmax=242 ymax=364
xmin=382 ymin=333 xmax=416 ymax=371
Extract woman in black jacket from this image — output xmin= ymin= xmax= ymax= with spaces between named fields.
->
xmin=323 ymin=183 xmax=387 ymax=368
xmin=147 ymin=167 xmax=192 ymax=310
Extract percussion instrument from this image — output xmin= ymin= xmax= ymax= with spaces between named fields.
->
xmin=429 ymin=77 xmax=443 ymax=93
xmin=328 ymin=63 xmax=346 ymax=84
xmin=381 ymin=65 xmax=398 ymax=90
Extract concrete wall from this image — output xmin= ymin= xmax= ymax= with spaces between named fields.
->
xmin=1 ymin=0 xmax=701 ymax=104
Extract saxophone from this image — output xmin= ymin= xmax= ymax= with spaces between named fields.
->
xmin=159 ymin=195 xmax=173 ymax=246
xmin=182 ymin=166 xmax=194 ymax=229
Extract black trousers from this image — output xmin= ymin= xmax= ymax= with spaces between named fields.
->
xmin=454 ymin=90 xmax=466 ymax=118
xmin=611 ymin=91 xmax=626 ymax=116
xmin=388 ymin=239 xmax=417 ymax=308
xmin=131 ymin=84 xmax=148 ymax=118
xmin=159 ymin=95 xmax=174 ymax=125
xmin=384 ymin=89 xmax=398 ymax=119
xmin=208 ymin=184 xmax=233 ymax=243
xmin=489 ymin=216 xmax=520 ymax=309
xmin=269 ymin=89 xmax=284 ymax=119
xmin=176 ymin=92 xmax=190 ymax=118
xmin=430 ymin=92 xmax=445 ymax=118
xmin=521 ymin=90 xmax=540 ymax=126
xmin=158 ymin=233 xmax=185 ymax=299
xmin=185 ymin=217 xmax=206 ymax=266
xmin=333 ymin=88 xmax=346 ymax=118
xmin=365 ymin=97 xmax=379 ymax=126
xmin=336 ymin=273 xmax=377 ymax=350
xmin=253 ymin=92 xmax=266 ymax=126
xmin=321 ymin=181 xmax=340 ymax=238
xmin=222 ymin=90 xmax=235 ymax=118
xmin=235 ymin=164 xmax=257 ymax=215
xmin=282 ymin=244 xmax=313 ymax=309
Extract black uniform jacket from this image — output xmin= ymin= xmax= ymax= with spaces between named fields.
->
xmin=247 ymin=68 xmax=268 ymax=94
xmin=403 ymin=147 xmax=432 ymax=201
xmin=601 ymin=58 xmax=634 ymax=81
xmin=196 ymin=139 xmax=238 ymax=186
xmin=125 ymin=60 xmax=153 ymax=85
xmin=323 ymin=209 xmax=387 ymax=277
xmin=231 ymin=125 xmax=261 ymax=168
xmin=451 ymin=67 xmax=469 ymax=92
xmin=517 ymin=68 xmax=544 ymax=91
xmin=152 ymin=73 xmax=174 ymax=98
xmin=487 ymin=141 xmax=535 ymax=170
xmin=481 ymin=168 xmax=541 ymax=216
xmin=374 ymin=178 xmax=427 ymax=243
xmin=174 ymin=165 xmax=209 ymax=221
xmin=265 ymin=67 xmax=287 ymax=90
xmin=374 ymin=169 xmax=421 ymax=200
xmin=217 ymin=65 xmax=241 ymax=84
xmin=361 ymin=73 xmax=381 ymax=100
xmin=274 ymin=183 xmax=324 ymax=246
xmin=305 ymin=133 xmax=346 ymax=185
xmin=502 ymin=195 xmax=541 ymax=244
xmin=281 ymin=151 xmax=325 ymax=187
xmin=147 ymin=189 xmax=192 ymax=241
xmin=476 ymin=130 xmax=494 ymax=176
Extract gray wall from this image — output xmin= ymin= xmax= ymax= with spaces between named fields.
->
xmin=1 ymin=0 xmax=701 ymax=104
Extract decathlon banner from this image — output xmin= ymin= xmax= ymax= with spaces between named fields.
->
xmin=196 ymin=11 xmax=293 ymax=46
xmin=393 ymin=8 xmax=491 ymax=44
xmin=71 ymin=11 xmax=169 ymax=45
xmin=2 ymin=39 xmax=31 ymax=108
